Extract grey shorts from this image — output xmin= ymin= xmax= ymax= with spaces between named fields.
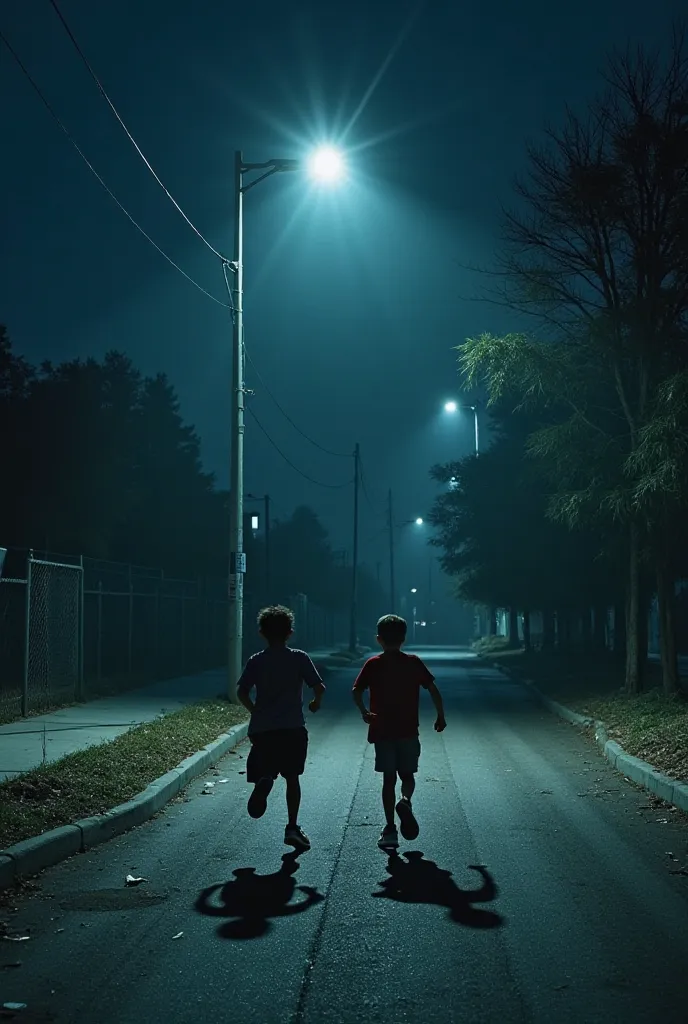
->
xmin=374 ymin=737 xmax=421 ymax=775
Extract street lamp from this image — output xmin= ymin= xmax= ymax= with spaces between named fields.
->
xmin=386 ymin=488 xmax=426 ymax=614
xmin=308 ymin=146 xmax=346 ymax=183
xmin=227 ymin=147 xmax=344 ymax=699
xmin=443 ymin=400 xmax=479 ymax=456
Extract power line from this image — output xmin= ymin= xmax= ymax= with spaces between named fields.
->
xmin=221 ymin=264 xmax=352 ymax=462
xmin=47 ymin=0 xmax=227 ymax=263
xmin=244 ymin=345 xmax=351 ymax=458
xmin=246 ymin=406 xmax=354 ymax=490
xmin=358 ymin=455 xmax=380 ymax=514
xmin=0 ymin=27 xmax=230 ymax=308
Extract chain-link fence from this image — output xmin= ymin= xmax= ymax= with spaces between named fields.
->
xmin=0 ymin=546 xmax=349 ymax=720
xmin=0 ymin=548 xmax=229 ymax=719
xmin=242 ymin=591 xmax=347 ymax=658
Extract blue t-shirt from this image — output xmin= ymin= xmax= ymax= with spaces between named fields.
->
xmin=237 ymin=646 xmax=324 ymax=735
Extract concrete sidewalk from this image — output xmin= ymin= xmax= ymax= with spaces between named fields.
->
xmin=0 ymin=648 xmax=347 ymax=782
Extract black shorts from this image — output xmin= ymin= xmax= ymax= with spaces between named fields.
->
xmin=246 ymin=727 xmax=308 ymax=783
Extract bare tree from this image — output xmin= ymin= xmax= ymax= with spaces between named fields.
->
xmin=463 ymin=30 xmax=688 ymax=693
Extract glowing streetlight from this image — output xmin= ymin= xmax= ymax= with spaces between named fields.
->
xmin=227 ymin=146 xmax=346 ymax=699
xmin=308 ymin=146 xmax=346 ymax=183
xmin=411 ymin=588 xmax=418 ymax=594
xmin=442 ymin=400 xmax=479 ymax=456
xmin=415 ymin=517 xmax=424 ymax=526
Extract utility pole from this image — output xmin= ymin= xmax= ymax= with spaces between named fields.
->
xmin=428 ymin=556 xmax=433 ymax=643
xmin=264 ymin=494 xmax=271 ymax=597
xmin=349 ymin=443 xmax=360 ymax=653
xmin=228 ymin=150 xmax=246 ymax=702
xmin=388 ymin=488 xmax=396 ymax=613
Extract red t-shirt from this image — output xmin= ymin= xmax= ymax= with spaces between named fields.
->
xmin=352 ymin=651 xmax=434 ymax=742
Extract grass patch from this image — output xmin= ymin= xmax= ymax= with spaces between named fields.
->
xmin=472 ymin=636 xmax=517 ymax=655
xmin=486 ymin=649 xmax=626 ymax=701
xmin=485 ymin=648 xmax=688 ymax=783
xmin=569 ymin=691 xmax=688 ymax=784
xmin=0 ymin=700 xmax=248 ymax=850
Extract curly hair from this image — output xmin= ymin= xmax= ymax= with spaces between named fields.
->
xmin=257 ymin=604 xmax=295 ymax=642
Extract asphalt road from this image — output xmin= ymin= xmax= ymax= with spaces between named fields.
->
xmin=3 ymin=649 xmax=688 ymax=1024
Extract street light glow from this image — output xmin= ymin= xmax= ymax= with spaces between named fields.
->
xmin=308 ymin=146 xmax=345 ymax=183
xmin=411 ymin=588 xmax=418 ymax=593
xmin=444 ymin=400 xmax=458 ymax=414
xmin=415 ymin=517 xmax=424 ymax=525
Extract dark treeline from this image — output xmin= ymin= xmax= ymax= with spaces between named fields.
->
xmin=429 ymin=32 xmax=688 ymax=695
xmin=0 ymin=328 xmax=383 ymax=625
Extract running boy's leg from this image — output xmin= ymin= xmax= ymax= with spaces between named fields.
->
xmin=399 ymin=772 xmax=415 ymax=802
xmin=395 ymin=739 xmax=421 ymax=840
xmin=382 ymin=773 xmax=397 ymax=828
xmin=375 ymin=741 xmax=400 ymax=849
xmin=246 ymin=733 xmax=276 ymax=819
xmin=285 ymin=775 xmax=301 ymax=828
xmin=280 ymin=728 xmax=311 ymax=852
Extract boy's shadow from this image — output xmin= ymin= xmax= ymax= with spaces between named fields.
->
xmin=195 ymin=852 xmax=324 ymax=939
xmin=373 ymin=851 xmax=503 ymax=928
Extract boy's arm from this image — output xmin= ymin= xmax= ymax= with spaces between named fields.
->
xmin=301 ymin=654 xmax=326 ymax=712
xmin=237 ymin=690 xmax=255 ymax=714
xmin=426 ymin=680 xmax=446 ymax=731
xmin=416 ymin=658 xmax=446 ymax=731
xmin=352 ymin=663 xmax=376 ymax=723
xmin=352 ymin=689 xmax=375 ymax=723
xmin=236 ymin=658 xmax=257 ymax=713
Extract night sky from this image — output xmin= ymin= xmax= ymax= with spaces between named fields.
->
xmin=1 ymin=0 xmax=682 ymax=594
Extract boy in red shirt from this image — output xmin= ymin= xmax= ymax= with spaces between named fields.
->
xmin=352 ymin=614 xmax=446 ymax=850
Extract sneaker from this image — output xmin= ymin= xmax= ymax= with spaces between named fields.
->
xmin=247 ymin=777 xmax=273 ymax=819
xmin=378 ymin=825 xmax=399 ymax=851
xmin=395 ymin=797 xmax=419 ymax=841
xmin=284 ymin=825 xmax=311 ymax=852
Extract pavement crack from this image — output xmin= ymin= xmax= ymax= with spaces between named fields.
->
xmin=290 ymin=755 xmax=367 ymax=1024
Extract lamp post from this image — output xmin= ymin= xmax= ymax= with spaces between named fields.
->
xmin=444 ymin=400 xmax=479 ymax=456
xmin=386 ymin=489 xmax=424 ymax=613
xmin=227 ymin=147 xmax=345 ymax=700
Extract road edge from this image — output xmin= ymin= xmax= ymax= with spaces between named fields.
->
xmin=0 ymin=721 xmax=249 ymax=892
xmin=492 ymin=663 xmax=688 ymax=816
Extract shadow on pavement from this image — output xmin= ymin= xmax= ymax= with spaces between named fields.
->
xmin=195 ymin=851 xmax=324 ymax=939
xmin=373 ymin=852 xmax=503 ymax=928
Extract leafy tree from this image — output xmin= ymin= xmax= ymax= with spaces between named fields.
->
xmin=461 ymin=32 xmax=688 ymax=693
xmin=11 ymin=353 xmax=141 ymax=556
xmin=111 ymin=371 xmax=219 ymax=577
xmin=428 ymin=411 xmax=622 ymax=651
xmin=0 ymin=326 xmax=34 ymax=545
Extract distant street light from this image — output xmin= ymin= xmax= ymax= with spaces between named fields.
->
xmin=443 ymin=400 xmax=479 ymax=456
xmin=228 ymin=147 xmax=344 ymax=699
xmin=387 ymin=489 xmax=428 ymax=614
xmin=411 ymin=588 xmax=418 ymax=594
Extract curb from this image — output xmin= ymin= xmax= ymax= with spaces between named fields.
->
xmin=0 ymin=721 xmax=249 ymax=891
xmin=493 ymin=664 xmax=688 ymax=816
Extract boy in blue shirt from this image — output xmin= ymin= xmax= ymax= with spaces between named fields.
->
xmin=237 ymin=605 xmax=325 ymax=852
